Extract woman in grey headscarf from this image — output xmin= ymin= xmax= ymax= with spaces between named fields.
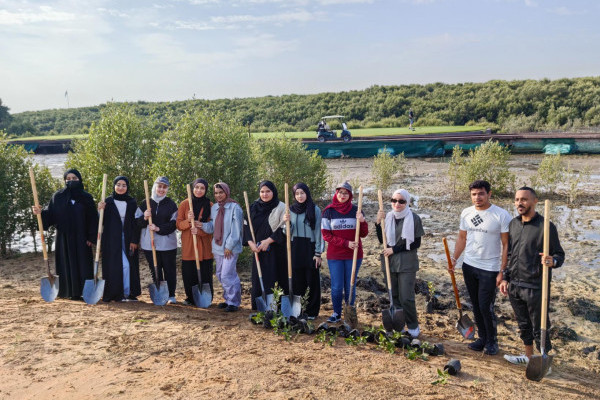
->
xmin=375 ymin=189 xmax=425 ymax=337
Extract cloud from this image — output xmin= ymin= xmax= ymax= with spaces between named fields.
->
xmin=548 ymin=6 xmax=579 ymax=16
xmin=0 ymin=5 xmax=75 ymax=25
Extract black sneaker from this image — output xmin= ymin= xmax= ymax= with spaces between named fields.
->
xmin=468 ymin=338 xmax=485 ymax=351
xmin=218 ymin=302 xmax=228 ymax=309
xmin=225 ymin=305 xmax=238 ymax=312
xmin=484 ymin=342 xmax=499 ymax=355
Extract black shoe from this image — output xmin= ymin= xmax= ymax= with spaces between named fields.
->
xmin=218 ymin=302 xmax=228 ymax=309
xmin=468 ymin=338 xmax=485 ymax=351
xmin=225 ymin=305 xmax=238 ymax=312
xmin=484 ymin=342 xmax=499 ymax=355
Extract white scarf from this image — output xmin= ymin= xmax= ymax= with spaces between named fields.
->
xmin=151 ymin=182 xmax=167 ymax=203
xmin=384 ymin=189 xmax=415 ymax=250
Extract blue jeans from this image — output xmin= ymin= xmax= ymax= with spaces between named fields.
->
xmin=328 ymin=258 xmax=362 ymax=316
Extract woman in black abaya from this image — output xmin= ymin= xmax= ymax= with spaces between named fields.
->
xmin=32 ymin=169 xmax=98 ymax=300
xmin=97 ymin=176 xmax=141 ymax=302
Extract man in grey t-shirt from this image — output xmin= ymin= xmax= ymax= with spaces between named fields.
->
xmin=451 ymin=180 xmax=511 ymax=355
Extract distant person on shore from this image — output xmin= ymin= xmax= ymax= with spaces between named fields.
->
xmin=451 ymin=180 xmax=511 ymax=356
xmin=32 ymin=169 xmax=98 ymax=300
xmin=500 ymin=187 xmax=565 ymax=366
xmin=97 ymin=176 xmax=141 ymax=302
xmin=375 ymin=188 xmax=424 ymax=337
xmin=409 ymin=108 xmax=415 ymax=131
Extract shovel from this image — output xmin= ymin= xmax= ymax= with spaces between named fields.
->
xmin=343 ymin=185 xmax=363 ymax=329
xmin=443 ymin=237 xmax=475 ymax=339
xmin=377 ymin=189 xmax=405 ymax=332
xmin=144 ymin=180 xmax=169 ymax=306
xmin=187 ymin=184 xmax=212 ymax=308
xmin=281 ymin=183 xmax=301 ymax=319
xmin=82 ymin=174 xmax=107 ymax=305
xmin=243 ymin=191 xmax=274 ymax=312
xmin=526 ymin=200 xmax=554 ymax=381
xmin=29 ymin=167 xmax=59 ymax=302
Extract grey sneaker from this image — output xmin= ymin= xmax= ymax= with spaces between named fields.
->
xmin=167 ymin=297 xmax=177 ymax=304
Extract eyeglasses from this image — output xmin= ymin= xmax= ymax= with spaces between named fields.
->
xmin=390 ymin=199 xmax=407 ymax=204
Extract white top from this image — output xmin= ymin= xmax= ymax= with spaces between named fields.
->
xmin=114 ymin=199 xmax=127 ymax=225
xmin=459 ymin=204 xmax=511 ymax=271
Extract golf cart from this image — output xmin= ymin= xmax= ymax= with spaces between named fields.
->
xmin=316 ymin=115 xmax=352 ymax=142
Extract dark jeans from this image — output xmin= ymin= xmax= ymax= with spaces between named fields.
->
xmin=508 ymin=283 xmax=552 ymax=352
xmin=144 ymin=249 xmax=177 ymax=297
xmin=181 ymin=259 xmax=214 ymax=302
xmin=389 ymin=271 xmax=419 ymax=330
xmin=462 ymin=263 xmax=498 ymax=345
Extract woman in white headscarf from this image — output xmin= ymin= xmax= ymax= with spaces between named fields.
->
xmin=375 ymin=189 xmax=424 ymax=337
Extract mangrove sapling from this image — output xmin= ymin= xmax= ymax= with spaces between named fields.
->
xmin=376 ymin=333 xmax=396 ymax=354
xmin=344 ymin=334 xmax=367 ymax=346
xmin=431 ymin=368 xmax=450 ymax=385
xmin=405 ymin=346 xmax=428 ymax=361
xmin=300 ymin=287 xmax=310 ymax=316
xmin=315 ymin=329 xmax=328 ymax=344
xmin=251 ymin=312 xmax=265 ymax=324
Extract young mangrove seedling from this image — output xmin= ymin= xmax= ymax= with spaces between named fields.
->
xmin=431 ymin=368 xmax=450 ymax=385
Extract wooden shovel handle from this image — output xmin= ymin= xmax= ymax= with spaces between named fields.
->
xmin=143 ymin=180 xmax=158 ymax=267
xmin=243 ymin=191 xmax=263 ymax=279
xmin=94 ymin=174 xmax=107 ymax=267
xmin=284 ymin=183 xmax=292 ymax=279
xmin=541 ymin=200 xmax=551 ymax=331
xmin=350 ymin=186 xmax=363 ymax=287
xmin=28 ymin=167 xmax=49 ymax=262
xmin=377 ymin=190 xmax=393 ymax=291
xmin=186 ymin=184 xmax=201 ymax=271
xmin=443 ymin=237 xmax=462 ymax=310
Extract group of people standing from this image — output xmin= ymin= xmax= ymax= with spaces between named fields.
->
xmin=32 ymin=170 xmax=564 ymax=367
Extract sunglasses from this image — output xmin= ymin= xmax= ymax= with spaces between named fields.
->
xmin=390 ymin=199 xmax=407 ymax=204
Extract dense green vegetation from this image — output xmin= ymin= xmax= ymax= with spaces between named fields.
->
xmin=3 ymin=77 xmax=600 ymax=138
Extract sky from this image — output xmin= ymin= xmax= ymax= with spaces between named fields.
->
xmin=1 ymin=0 xmax=599 ymax=113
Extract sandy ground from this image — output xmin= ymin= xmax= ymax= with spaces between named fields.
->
xmin=1 ymin=154 xmax=599 ymax=399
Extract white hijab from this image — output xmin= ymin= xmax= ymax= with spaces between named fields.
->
xmin=384 ymin=189 xmax=415 ymax=250
xmin=151 ymin=182 xmax=167 ymax=203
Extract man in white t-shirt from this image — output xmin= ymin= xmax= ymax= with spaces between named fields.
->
xmin=451 ymin=180 xmax=511 ymax=356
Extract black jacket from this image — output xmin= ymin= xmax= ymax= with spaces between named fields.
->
xmin=505 ymin=212 xmax=565 ymax=289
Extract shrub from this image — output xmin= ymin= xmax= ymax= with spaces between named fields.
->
xmin=530 ymin=154 xmax=565 ymax=193
xmin=565 ymin=162 xmax=591 ymax=204
xmin=252 ymin=136 xmax=329 ymax=200
xmin=151 ymin=110 xmax=258 ymax=203
xmin=66 ymin=106 xmax=160 ymax=201
xmin=447 ymin=140 xmax=515 ymax=195
xmin=371 ymin=147 xmax=407 ymax=191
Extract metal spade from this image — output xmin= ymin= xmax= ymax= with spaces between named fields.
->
xmin=443 ymin=237 xmax=475 ymax=339
xmin=244 ymin=191 xmax=274 ymax=312
xmin=83 ymin=174 xmax=108 ymax=305
xmin=526 ymin=200 xmax=554 ymax=381
xmin=377 ymin=190 xmax=405 ymax=332
xmin=280 ymin=183 xmax=301 ymax=319
xmin=144 ymin=180 xmax=169 ymax=306
xmin=187 ymin=184 xmax=212 ymax=308
xmin=29 ymin=167 xmax=59 ymax=302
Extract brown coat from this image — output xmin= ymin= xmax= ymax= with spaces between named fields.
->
xmin=177 ymin=200 xmax=213 ymax=261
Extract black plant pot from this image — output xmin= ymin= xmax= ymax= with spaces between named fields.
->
xmin=317 ymin=322 xmax=329 ymax=333
xmin=444 ymin=359 xmax=461 ymax=375
xmin=410 ymin=339 xmax=421 ymax=349
xmin=361 ymin=331 xmax=376 ymax=343
xmin=426 ymin=343 xmax=445 ymax=356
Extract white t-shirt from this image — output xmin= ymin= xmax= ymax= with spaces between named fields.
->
xmin=459 ymin=204 xmax=511 ymax=272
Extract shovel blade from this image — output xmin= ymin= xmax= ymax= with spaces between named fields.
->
xmin=344 ymin=304 xmax=358 ymax=329
xmin=255 ymin=293 xmax=274 ymax=312
xmin=457 ymin=313 xmax=475 ymax=339
xmin=192 ymin=283 xmax=212 ymax=308
xmin=40 ymin=276 xmax=59 ymax=302
xmin=392 ymin=308 xmax=405 ymax=332
xmin=82 ymin=278 xmax=105 ymax=305
xmin=281 ymin=295 xmax=302 ymax=319
xmin=382 ymin=309 xmax=393 ymax=332
xmin=149 ymin=281 xmax=169 ymax=306
xmin=526 ymin=354 xmax=553 ymax=381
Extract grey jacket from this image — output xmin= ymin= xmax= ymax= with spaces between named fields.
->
xmin=201 ymin=202 xmax=244 ymax=256
xmin=283 ymin=206 xmax=325 ymax=256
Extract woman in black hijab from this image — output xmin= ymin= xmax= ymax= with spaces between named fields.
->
xmin=97 ymin=176 xmax=141 ymax=302
xmin=32 ymin=169 xmax=98 ymax=300
xmin=243 ymin=181 xmax=287 ymax=310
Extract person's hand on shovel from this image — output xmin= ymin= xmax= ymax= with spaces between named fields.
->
xmin=97 ymin=201 xmax=106 ymax=211
xmin=376 ymin=210 xmax=385 ymax=224
xmin=540 ymin=253 xmax=555 ymax=267
xmin=149 ymin=223 xmax=160 ymax=232
xmin=248 ymin=241 xmax=259 ymax=253
xmin=31 ymin=205 xmax=41 ymax=215
xmin=144 ymin=208 xmax=152 ymax=220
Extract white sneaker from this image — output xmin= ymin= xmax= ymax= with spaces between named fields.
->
xmin=407 ymin=326 xmax=420 ymax=338
xmin=545 ymin=367 xmax=552 ymax=377
xmin=167 ymin=297 xmax=177 ymax=304
xmin=504 ymin=354 xmax=529 ymax=365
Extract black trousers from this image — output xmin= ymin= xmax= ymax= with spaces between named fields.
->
xmin=462 ymin=263 xmax=498 ymax=345
xmin=144 ymin=249 xmax=177 ymax=297
xmin=508 ymin=283 xmax=552 ymax=352
xmin=181 ymin=259 xmax=214 ymax=302
xmin=292 ymin=264 xmax=322 ymax=318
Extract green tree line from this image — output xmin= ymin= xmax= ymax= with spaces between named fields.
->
xmin=3 ymin=77 xmax=600 ymax=137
